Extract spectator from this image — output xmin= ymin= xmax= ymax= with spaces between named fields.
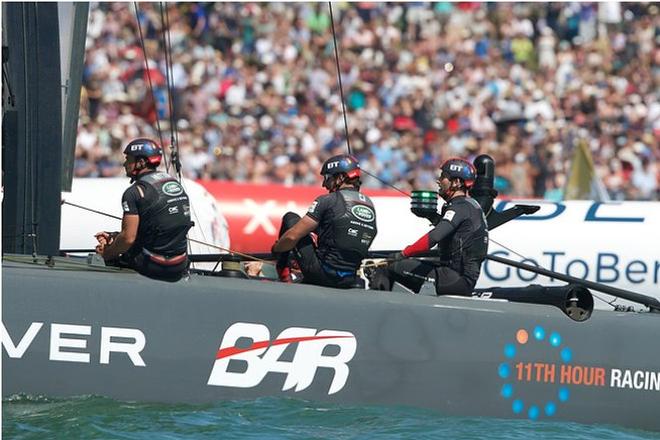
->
xmin=75 ymin=2 xmax=659 ymax=201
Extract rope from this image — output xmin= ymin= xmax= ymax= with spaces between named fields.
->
xmin=159 ymin=2 xmax=181 ymax=179
xmin=328 ymin=2 xmax=351 ymax=155
xmin=132 ymin=2 xmax=170 ymax=173
xmin=60 ymin=199 xmax=271 ymax=263
xmin=362 ymin=169 xmax=411 ymax=197
xmin=327 ymin=3 xmax=412 ymax=197
xmin=304 ymin=5 xmax=612 ymax=306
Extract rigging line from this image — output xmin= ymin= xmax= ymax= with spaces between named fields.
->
xmin=350 ymin=169 xmax=603 ymax=303
xmin=32 ymin=5 xmax=41 ymax=258
xmin=485 ymin=236 xmax=614 ymax=308
xmin=328 ymin=1 xmax=351 ymax=155
xmin=22 ymin=6 xmax=37 ymax=255
xmin=157 ymin=2 xmax=192 ymax=263
xmin=2 ymin=64 xmax=16 ymax=106
xmin=326 ymin=3 xmax=583 ymax=291
xmin=487 ymin=237 xmax=531 ymax=262
xmin=594 ymin=292 xmax=616 ymax=308
xmin=361 ymin=169 xmax=411 ymax=197
xmin=60 ymin=199 xmax=268 ymax=263
xmin=337 ymin=162 xmax=619 ymax=308
xmin=132 ymin=2 xmax=171 ymax=174
xmin=327 ymin=2 xmax=412 ymax=196
xmin=157 ymin=4 xmax=207 ymax=265
xmin=59 ymin=198 xmax=619 ymax=307
xmin=20 ymin=6 xmax=29 ymax=253
xmin=159 ymin=2 xmax=181 ymax=180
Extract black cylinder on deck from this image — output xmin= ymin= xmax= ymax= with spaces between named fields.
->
xmin=470 ymin=154 xmax=498 ymax=216
xmin=474 ymin=284 xmax=594 ymax=322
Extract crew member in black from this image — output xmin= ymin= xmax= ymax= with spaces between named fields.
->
xmin=371 ymin=158 xmax=488 ymax=295
xmin=271 ymin=154 xmax=377 ymax=288
xmin=95 ymin=138 xmax=192 ymax=282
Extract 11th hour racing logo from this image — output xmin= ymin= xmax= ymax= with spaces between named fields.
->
xmin=498 ymin=326 xmax=660 ymax=421
xmin=207 ymin=322 xmax=357 ymax=394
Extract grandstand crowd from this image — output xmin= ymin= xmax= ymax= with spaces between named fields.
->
xmin=77 ymin=2 xmax=659 ymax=200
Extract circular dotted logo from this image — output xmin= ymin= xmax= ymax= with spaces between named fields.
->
xmin=498 ymin=326 xmax=573 ymax=421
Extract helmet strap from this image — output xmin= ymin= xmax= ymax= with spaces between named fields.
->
xmin=440 ymin=179 xmax=465 ymax=201
xmin=128 ymin=158 xmax=148 ymax=183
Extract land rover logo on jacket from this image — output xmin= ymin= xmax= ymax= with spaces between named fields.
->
xmin=162 ymin=181 xmax=183 ymax=196
xmin=351 ymin=205 xmax=375 ymax=222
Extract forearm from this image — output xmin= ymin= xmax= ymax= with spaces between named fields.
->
xmin=102 ymin=233 xmax=134 ymax=260
xmin=272 ymin=214 xmax=319 ymax=254
xmin=272 ymin=231 xmax=298 ymax=253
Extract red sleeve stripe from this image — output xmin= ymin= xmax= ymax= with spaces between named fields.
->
xmin=402 ymin=233 xmax=431 ymax=257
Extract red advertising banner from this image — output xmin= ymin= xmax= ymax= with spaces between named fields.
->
xmin=198 ymin=180 xmax=401 ymax=253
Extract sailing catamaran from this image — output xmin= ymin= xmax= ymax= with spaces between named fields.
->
xmin=3 ymin=2 xmax=659 ymax=433
xmin=3 ymin=239 xmax=660 ymax=431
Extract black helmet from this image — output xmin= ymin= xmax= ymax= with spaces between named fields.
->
xmin=439 ymin=157 xmax=476 ymax=188
xmin=320 ymin=154 xmax=361 ymax=179
xmin=123 ymin=138 xmax=162 ymax=167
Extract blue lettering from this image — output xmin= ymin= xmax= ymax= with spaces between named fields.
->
xmin=625 ymin=260 xmax=647 ymax=284
xmin=566 ymin=259 xmax=589 ymax=279
xmin=494 ymin=201 xmax=565 ymax=221
xmin=516 ymin=258 xmax=539 ymax=282
xmin=596 ymin=253 xmax=619 ymax=283
xmin=484 ymin=250 xmax=510 ymax=281
xmin=585 ymin=202 xmax=644 ymax=223
xmin=543 ymin=251 xmax=565 ymax=282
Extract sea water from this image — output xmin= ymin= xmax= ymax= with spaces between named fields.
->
xmin=3 ymin=395 xmax=660 ymax=440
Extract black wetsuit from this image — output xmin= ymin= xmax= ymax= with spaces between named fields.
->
xmin=278 ymin=187 xmax=377 ymax=288
xmin=372 ymin=195 xmax=488 ymax=295
xmin=119 ymin=171 xmax=192 ymax=282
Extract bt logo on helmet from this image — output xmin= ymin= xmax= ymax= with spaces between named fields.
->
xmin=449 ymin=164 xmax=463 ymax=172
xmin=326 ymin=161 xmax=340 ymax=170
xmin=207 ymin=322 xmax=357 ymax=394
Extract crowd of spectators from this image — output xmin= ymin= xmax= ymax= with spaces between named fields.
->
xmin=77 ymin=2 xmax=659 ymax=200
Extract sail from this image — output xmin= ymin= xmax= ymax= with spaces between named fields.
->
xmin=564 ymin=139 xmax=611 ymax=201
xmin=59 ymin=3 xmax=90 ymax=191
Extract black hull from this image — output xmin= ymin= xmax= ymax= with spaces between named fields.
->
xmin=3 ymin=257 xmax=660 ymax=432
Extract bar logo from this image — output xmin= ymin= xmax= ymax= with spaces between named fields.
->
xmin=207 ymin=322 xmax=357 ymax=394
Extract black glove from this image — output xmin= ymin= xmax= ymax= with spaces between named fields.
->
xmin=427 ymin=212 xmax=442 ymax=226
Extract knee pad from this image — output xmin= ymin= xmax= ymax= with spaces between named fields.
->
xmin=281 ymin=211 xmax=302 ymax=231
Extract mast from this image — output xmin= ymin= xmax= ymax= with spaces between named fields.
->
xmin=2 ymin=3 xmax=88 ymax=256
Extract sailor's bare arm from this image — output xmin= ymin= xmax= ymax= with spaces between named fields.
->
xmin=101 ymin=214 xmax=139 ymax=260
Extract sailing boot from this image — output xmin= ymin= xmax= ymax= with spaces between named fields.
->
xmin=276 ymin=252 xmax=293 ymax=283
xmin=276 ymin=265 xmax=293 ymax=283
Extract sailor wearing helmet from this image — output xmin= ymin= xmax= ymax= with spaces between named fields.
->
xmin=371 ymin=158 xmax=489 ymax=296
xmin=95 ymin=138 xmax=192 ymax=282
xmin=271 ymin=154 xmax=378 ymax=288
